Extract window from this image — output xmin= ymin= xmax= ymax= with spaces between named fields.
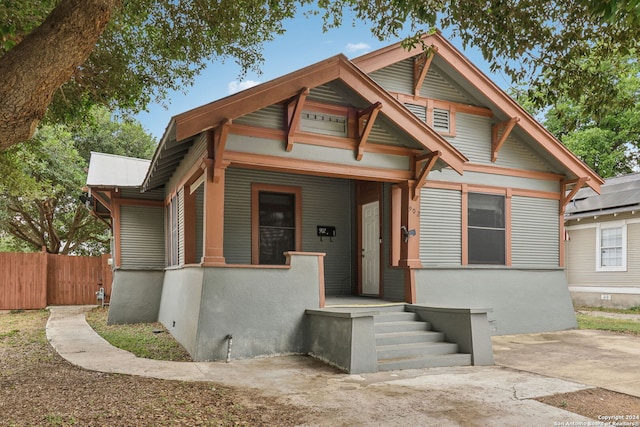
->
xmin=251 ymin=184 xmax=302 ymax=265
xmin=596 ymin=224 xmax=627 ymax=271
xmin=468 ymin=193 xmax=505 ymax=265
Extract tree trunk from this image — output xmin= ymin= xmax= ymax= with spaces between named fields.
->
xmin=0 ymin=0 xmax=120 ymax=150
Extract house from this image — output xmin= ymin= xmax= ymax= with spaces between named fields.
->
xmin=565 ymin=173 xmax=640 ymax=308
xmin=86 ymin=32 xmax=602 ymax=373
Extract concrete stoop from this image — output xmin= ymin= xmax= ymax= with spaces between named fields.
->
xmin=374 ymin=307 xmax=472 ymax=371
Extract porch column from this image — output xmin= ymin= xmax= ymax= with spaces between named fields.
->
xmin=399 ymin=180 xmax=422 ymax=268
xmin=399 ymin=181 xmax=421 ymax=304
xmin=202 ymin=166 xmax=226 ymax=266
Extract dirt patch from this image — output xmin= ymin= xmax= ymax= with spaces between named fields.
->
xmin=537 ymin=388 xmax=640 ymax=420
xmin=0 ymin=310 xmax=307 ymax=426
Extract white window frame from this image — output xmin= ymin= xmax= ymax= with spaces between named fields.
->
xmin=596 ymin=221 xmax=627 ymax=272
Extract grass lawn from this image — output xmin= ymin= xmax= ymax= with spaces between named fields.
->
xmin=0 ymin=309 xmax=304 ymax=426
xmin=85 ymin=307 xmax=191 ymax=361
xmin=575 ymin=306 xmax=640 ymax=336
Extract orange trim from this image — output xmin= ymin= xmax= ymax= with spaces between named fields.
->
xmin=202 ymin=168 xmax=226 ymax=265
xmin=491 ymin=117 xmax=520 ymax=162
xmin=356 ymin=102 xmax=382 ymax=161
xmin=225 ymin=151 xmax=413 ymax=182
xmin=390 ymin=184 xmax=402 ymax=266
xmin=461 ymin=185 xmax=468 ymax=265
xmin=505 ymin=189 xmax=512 ymax=266
xmin=183 ymin=186 xmax=196 ymax=264
xmin=424 ymin=180 xmax=561 ymax=200
xmin=286 ymin=87 xmax=309 ymax=152
xmin=413 ymin=47 xmax=437 ymax=96
xmin=559 ymin=213 xmax=565 ymax=268
xmin=404 ymin=268 xmax=416 ymax=304
xmin=398 ymin=181 xmax=422 ymax=268
xmin=112 ymin=197 xmax=122 ymax=268
xmin=317 ymin=255 xmax=326 ymax=308
xmin=251 ymin=183 xmax=302 ymax=265
xmin=394 ymin=92 xmax=493 ymax=118
xmin=412 ymin=151 xmax=441 ymax=201
xmin=561 ymin=177 xmax=588 ymax=214
xmin=463 ymin=163 xmax=565 ymax=181
xmin=228 ymin=124 xmax=424 ymax=158
xmin=304 ymin=99 xmax=352 ymax=116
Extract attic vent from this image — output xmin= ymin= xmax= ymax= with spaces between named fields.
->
xmin=405 ymin=103 xmax=427 ymax=123
xmin=432 ymin=108 xmax=450 ymax=133
xmin=300 ymin=111 xmax=348 ymax=137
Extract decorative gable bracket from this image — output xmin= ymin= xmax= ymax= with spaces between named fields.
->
xmin=205 ymin=119 xmax=231 ymax=183
xmin=286 ymin=87 xmax=310 ymax=152
xmin=413 ymin=46 xmax=438 ymax=97
xmin=491 ymin=117 xmax=519 ymax=162
xmin=412 ymin=150 xmax=441 ymax=201
xmin=356 ymin=102 xmax=382 ymax=160
xmin=561 ymin=177 xmax=589 ymax=214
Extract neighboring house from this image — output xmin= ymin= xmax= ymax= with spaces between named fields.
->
xmin=86 ymin=32 xmax=602 ymax=372
xmin=565 ymin=173 xmax=640 ymax=308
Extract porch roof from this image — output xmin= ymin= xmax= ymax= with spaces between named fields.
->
xmin=86 ymin=152 xmax=150 ymax=188
xmin=143 ymin=53 xmax=469 ymax=191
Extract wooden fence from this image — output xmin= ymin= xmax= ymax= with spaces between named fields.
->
xmin=0 ymin=253 xmax=112 ymax=309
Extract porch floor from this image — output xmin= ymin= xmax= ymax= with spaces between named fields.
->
xmin=324 ymin=296 xmax=405 ymax=312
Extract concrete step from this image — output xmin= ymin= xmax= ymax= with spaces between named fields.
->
xmin=377 ymin=341 xmax=459 ymax=360
xmin=373 ymin=311 xmax=418 ymax=323
xmin=377 ymin=353 xmax=472 ymax=371
xmin=375 ymin=330 xmax=445 ymax=346
xmin=374 ymin=320 xmax=430 ymax=334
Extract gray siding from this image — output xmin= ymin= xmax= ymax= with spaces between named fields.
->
xmin=420 ymin=67 xmax=471 ymax=104
xmin=420 ymin=188 xmax=462 ymax=266
xmin=234 ymin=104 xmax=284 ymax=129
xmin=448 ymin=113 xmax=551 ymax=172
xmin=224 ymin=168 xmax=354 ymax=295
xmin=369 ymin=59 xmax=413 ymax=94
xmin=369 ymin=58 xmax=470 ymax=104
xmin=511 ymin=197 xmax=559 ymax=267
xmin=446 ymin=113 xmax=491 ymax=163
xmin=120 ymin=205 xmax=165 ymax=269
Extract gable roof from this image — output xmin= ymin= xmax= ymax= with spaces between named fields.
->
xmin=144 ymin=53 xmax=468 ymax=190
xmin=86 ymin=152 xmax=150 ymax=188
xmin=565 ymin=173 xmax=640 ymax=220
xmin=353 ymin=32 xmax=604 ymax=194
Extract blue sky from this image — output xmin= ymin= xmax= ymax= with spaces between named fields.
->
xmin=134 ymin=9 xmax=513 ymax=140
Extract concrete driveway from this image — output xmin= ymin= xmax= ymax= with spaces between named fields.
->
xmin=493 ymin=329 xmax=640 ymax=398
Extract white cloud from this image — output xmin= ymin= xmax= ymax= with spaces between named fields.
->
xmin=345 ymin=42 xmax=371 ymax=54
xmin=227 ymin=80 xmax=261 ymax=94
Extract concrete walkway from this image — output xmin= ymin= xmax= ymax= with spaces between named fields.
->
xmin=45 ymin=306 xmax=615 ymax=426
xmin=493 ymin=329 xmax=640 ymax=398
